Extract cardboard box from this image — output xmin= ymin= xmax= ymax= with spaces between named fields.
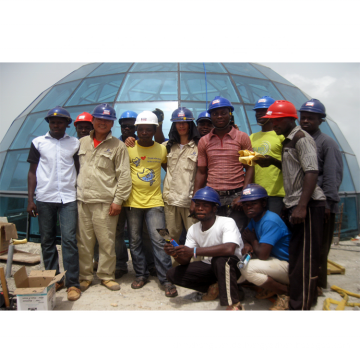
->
xmin=14 ymin=266 xmax=66 ymax=311
xmin=0 ymin=218 xmax=18 ymax=255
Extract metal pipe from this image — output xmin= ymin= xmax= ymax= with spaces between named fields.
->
xmin=5 ymin=244 xmax=14 ymax=279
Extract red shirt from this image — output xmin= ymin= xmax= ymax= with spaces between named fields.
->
xmin=93 ymin=138 xmax=101 ymax=148
xmin=197 ymin=127 xmax=252 ymax=191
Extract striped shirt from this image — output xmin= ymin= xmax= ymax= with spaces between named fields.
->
xmin=197 ymin=127 xmax=252 ymax=191
xmin=282 ymin=126 xmax=326 ymax=208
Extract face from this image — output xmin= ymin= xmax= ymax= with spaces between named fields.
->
xmin=137 ymin=124 xmax=156 ymax=141
xmin=300 ymin=111 xmax=322 ymax=135
xmin=242 ymin=199 xmax=266 ymax=220
xmin=48 ymin=117 xmax=68 ymax=137
xmin=75 ymin=121 xmax=93 ymax=139
xmin=175 ymin=121 xmax=189 ymax=136
xmin=210 ymin=107 xmax=231 ymax=129
xmin=120 ymin=119 xmax=136 ymax=138
xmin=197 ymin=120 xmax=214 ymax=136
xmin=92 ymin=117 xmax=114 ymax=136
xmin=271 ymin=117 xmax=294 ymax=136
xmin=194 ymin=200 xmax=217 ymax=221
xmin=255 ymin=109 xmax=269 ymax=125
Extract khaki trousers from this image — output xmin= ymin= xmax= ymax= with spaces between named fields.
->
xmin=77 ymin=201 xmax=119 ymax=281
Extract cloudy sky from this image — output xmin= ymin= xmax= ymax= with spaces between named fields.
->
xmin=0 ymin=62 xmax=359 ymax=167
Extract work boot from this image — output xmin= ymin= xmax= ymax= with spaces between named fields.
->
xmin=80 ymin=280 xmax=92 ymax=292
xmin=202 ymin=282 xmax=219 ymax=301
xmin=101 ymin=280 xmax=120 ymax=291
xmin=67 ymin=287 xmax=81 ymax=301
xmin=55 ymin=281 xmax=64 ymax=292
xmin=115 ymin=269 xmax=128 ymax=279
xmin=269 ymin=294 xmax=290 ymax=310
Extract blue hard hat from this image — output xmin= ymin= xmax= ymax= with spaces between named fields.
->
xmin=208 ymin=96 xmax=234 ymax=113
xmin=239 ymin=184 xmax=268 ymax=202
xmin=92 ymin=103 xmax=117 ymax=121
xmin=196 ymin=111 xmax=211 ymax=125
xmin=119 ymin=110 xmax=138 ymax=124
xmin=45 ymin=106 xmax=72 ymax=124
xmin=171 ymin=107 xmax=195 ymax=122
xmin=299 ymin=99 xmax=326 ymax=118
xmin=191 ymin=186 xmax=221 ymax=206
xmin=253 ymin=96 xmax=275 ymax=110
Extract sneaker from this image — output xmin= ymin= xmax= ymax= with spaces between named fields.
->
xmin=226 ymin=302 xmax=245 ymax=311
xmin=101 ymin=280 xmax=120 ymax=291
xmin=55 ymin=281 xmax=64 ymax=292
xmin=80 ymin=280 xmax=92 ymax=292
xmin=255 ymin=288 xmax=276 ymax=300
xmin=67 ymin=287 xmax=81 ymax=301
xmin=115 ymin=269 xmax=128 ymax=279
xmin=202 ymin=282 xmax=219 ymax=301
xmin=269 ymin=294 xmax=290 ymax=310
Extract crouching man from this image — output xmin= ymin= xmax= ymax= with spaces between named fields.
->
xmin=165 ymin=186 xmax=244 ymax=310
xmin=238 ymin=184 xmax=291 ymax=310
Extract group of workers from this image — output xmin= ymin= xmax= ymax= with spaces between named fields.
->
xmin=26 ymin=92 xmax=343 ymax=311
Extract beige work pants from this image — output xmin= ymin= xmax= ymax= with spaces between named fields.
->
xmin=77 ymin=201 xmax=119 ymax=281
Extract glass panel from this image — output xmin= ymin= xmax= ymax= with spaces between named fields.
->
xmin=181 ymin=73 xmax=239 ymax=103
xmin=345 ymin=154 xmax=360 ymax=192
xmin=32 ymin=80 xmax=81 ymax=112
xmin=0 ymin=117 xmax=27 ymax=151
xmin=223 ymin=63 xmax=267 ymax=79
xmin=338 ymin=197 xmax=358 ymax=234
xmin=11 ymin=112 xmax=48 ymax=149
xmin=319 ymin=120 xmax=342 ymax=151
xmin=65 ymin=74 xmax=125 ymax=106
xmin=273 ymin=83 xmax=308 ymax=110
xmin=0 ymin=197 xmax=29 ymax=238
xmin=0 ymin=150 xmax=30 ymax=191
xmin=18 ymin=88 xmax=51 ymax=118
xmin=326 ymin=119 xmax=355 ymax=155
xmin=117 ymin=73 xmax=177 ymax=102
xmin=244 ymin=105 xmax=261 ymax=134
xmin=180 ymin=63 xmax=226 ymax=73
xmin=251 ymin=63 xmax=294 ymax=86
xmin=233 ymin=105 xmax=250 ymax=134
xmin=114 ymin=101 xmax=178 ymax=140
xmin=180 ymin=102 xmax=209 ymax=120
xmin=87 ymin=63 xmax=132 ymax=77
xmin=130 ymin=63 xmax=177 ymax=72
xmin=57 ymin=63 xmax=100 ymax=84
xmin=339 ymin=153 xmax=355 ymax=192
xmin=231 ymin=75 xmax=284 ymax=104
xmin=0 ymin=151 xmax=6 ymax=173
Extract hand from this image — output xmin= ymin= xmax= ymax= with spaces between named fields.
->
xmin=164 ymin=243 xmax=177 ymax=257
xmin=174 ymin=245 xmax=194 ymax=258
xmin=27 ymin=201 xmax=38 ymax=217
xmin=242 ymin=228 xmax=257 ymax=244
xmin=153 ymin=108 xmax=164 ymax=123
xmin=254 ymin=155 xmax=275 ymax=168
xmin=231 ymin=195 xmax=243 ymax=211
xmin=109 ymin=203 xmax=122 ymax=216
xmin=189 ymin=201 xmax=196 ymax=217
xmin=124 ymin=137 xmax=136 ymax=148
xmin=324 ymin=208 xmax=331 ymax=223
xmin=241 ymin=243 xmax=253 ymax=255
xmin=290 ymin=205 xmax=307 ymax=224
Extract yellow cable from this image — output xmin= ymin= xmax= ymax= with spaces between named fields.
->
xmin=323 ymin=286 xmax=360 ymax=310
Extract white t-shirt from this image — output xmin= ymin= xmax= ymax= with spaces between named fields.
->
xmin=185 ymin=216 xmax=244 ymax=264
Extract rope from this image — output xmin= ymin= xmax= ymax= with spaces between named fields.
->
xmin=323 ymin=285 xmax=360 ymax=310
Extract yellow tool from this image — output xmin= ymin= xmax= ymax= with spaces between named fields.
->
xmin=323 ymin=285 xmax=360 ymax=310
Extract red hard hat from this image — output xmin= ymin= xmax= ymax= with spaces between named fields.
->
xmin=261 ymin=100 xmax=298 ymax=120
xmin=74 ymin=112 xmax=93 ymax=126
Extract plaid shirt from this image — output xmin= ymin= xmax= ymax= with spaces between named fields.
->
xmin=197 ymin=126 xmax=252 ymax=191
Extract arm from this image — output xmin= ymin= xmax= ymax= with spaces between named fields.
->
xmin=254 ymin=155 xmax=282 ymax=170
xmin=189 ymin=166 xmax=208 ymax=214
xmin=242 ymin=228 xmax=272 ymax=260
xmin=27 ymin=163 xmax=38 ymax=217
xmin=74 ymin=153 xmax=80 ymax=174
xmin=154 ymin=123 xmax=165 ymax=144
xmin=161 ymin=163 xmax=167 ymax=171
xmin=243 ymin=164 xmax=254 ymax=188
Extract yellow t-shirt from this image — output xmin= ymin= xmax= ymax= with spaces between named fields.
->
xmin=123 ymin=141 xmax=167 ymax=208
xmin=250 ymin=130 xmax=285 ymax=197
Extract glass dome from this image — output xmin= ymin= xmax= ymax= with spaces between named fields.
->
xmin=0 ymin=63 xmax=359 ymax=240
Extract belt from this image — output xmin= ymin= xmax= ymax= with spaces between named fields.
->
xmin=215 ymin=187 xmax=243 ymax=196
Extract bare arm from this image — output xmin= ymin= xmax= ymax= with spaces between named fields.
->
xmin=27 ymin=163 xmax=38 ymax=217
xmin=254 ymin=155 xmax=282 ymax=170
xmin=243 ymin=164 xmax=254 ymax=188
xmin=189 ymin=166 xmax=208 ymax=214
xmin=154 ymin=123 xmax=165 ymax=144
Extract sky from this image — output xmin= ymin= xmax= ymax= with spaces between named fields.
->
xmin=1 ymin=62 xmax=359 ymax=167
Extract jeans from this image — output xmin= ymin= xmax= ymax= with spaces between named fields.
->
xmin=126 ymin=206 xmax=172 ymax=285
xmin=37 ymin=200 xmax=79 ymax=288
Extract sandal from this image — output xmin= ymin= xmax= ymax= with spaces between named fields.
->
xmin=202 ymin=282 xmax=219 ymax=301
xmin=131 ymin=279 xmax=148 ymax=289
xmin=164 ymin=283 xmax=178 ymax=298
xmin=226 ymin=302 xmax=245 ymax=311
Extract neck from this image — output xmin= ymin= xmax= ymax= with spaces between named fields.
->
xmin=50 ymin=131 xmax=65 ymax=140
xmin=201 ymin=216 xmax=216 ymax=231
xmin=214 ymin=125 xmax=231 ymax=138
xmin=261 ymin=122 xmax=273 ymax=132
xmin=138 ymin=138 xmax=154 ymax=147
xmin=180 ymin=134 xmax=189 ymax=145
xmin=94 ymin=132 xmax=109 ymax=142
xmin=307 ymin=128 xmax=319 ymax=136
xmin=283 ymin=123 xmax=296 ymax=138
xmin=254 ymin=210 xmax=267 ymax=222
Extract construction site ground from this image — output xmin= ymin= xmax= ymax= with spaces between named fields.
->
xmin=1 ymin=238 xmax=359 ymax=311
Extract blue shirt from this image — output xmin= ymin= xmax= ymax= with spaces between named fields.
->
xmin=246 ymin=211 xmax=291 ymax=261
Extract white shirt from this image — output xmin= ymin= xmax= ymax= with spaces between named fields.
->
xmin=185 ymin=215 xmax=244 ymax=264
xmin=29 ymin=132 xmax=79 ymax=203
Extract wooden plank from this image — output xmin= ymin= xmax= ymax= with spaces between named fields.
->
xmin=327 ymin=259 xmax=346 ymax=275
xmin=0 ymin=249 xmax=40 ymax=264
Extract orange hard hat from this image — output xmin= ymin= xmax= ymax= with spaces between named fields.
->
xmin=74 ymin=112 xmax=93 ymax=126
xmin=261 ymin=100 xmax=298 ymax=119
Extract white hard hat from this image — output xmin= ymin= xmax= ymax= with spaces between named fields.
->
xmin=135 ymin=111 xmax=159 ymax=127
